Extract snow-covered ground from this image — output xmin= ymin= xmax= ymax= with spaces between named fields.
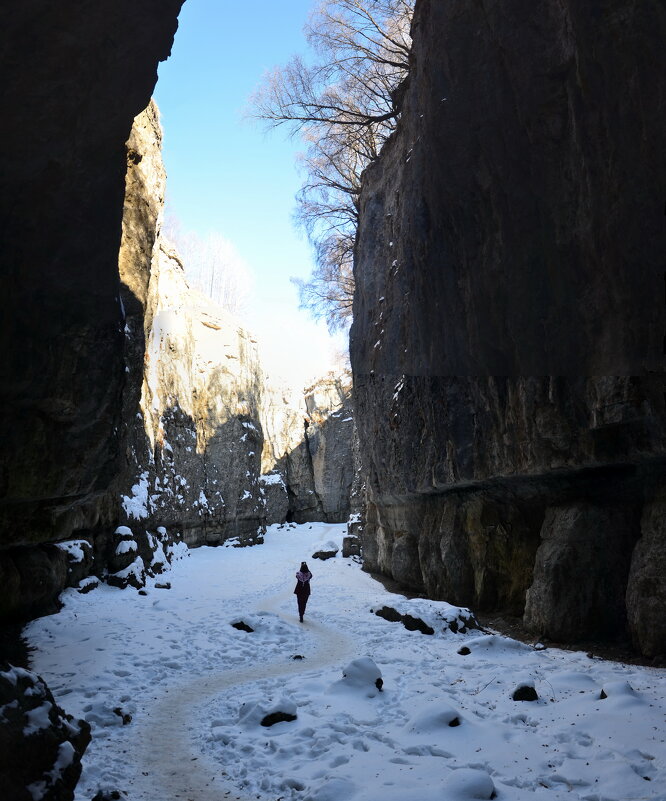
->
xmin=25 ymin=523 xmax=666 ymax=801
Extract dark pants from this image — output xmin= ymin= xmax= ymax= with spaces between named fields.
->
xmin=296 ymin=591 xmax=309 ymax=620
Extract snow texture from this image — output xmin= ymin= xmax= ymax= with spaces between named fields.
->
xmin=259 ymin=473 xmax=286 ymax=487
xmin=54 ymin=540 xmax=90 ymax=564
xmin=24 ymin=522 xmax=666 ymax=801
xmin=120 ymin=473 xmax=150 ymax=519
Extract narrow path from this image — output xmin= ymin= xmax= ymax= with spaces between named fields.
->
xmin=133 ymin=588 xmax=356 ymax=801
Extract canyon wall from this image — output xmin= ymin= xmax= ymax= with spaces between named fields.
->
xmin=118 ymin=103 xmax=268 ymax=547
xmin=262 ymin=376 xmax=355 ymax=524
xmin=351 ymin=0 xmax=666 ymax=656
xmin=0 ymin=3 xmax=185 ymax=628
xmin=0 ymin=0 xmax=185 ymax=547
xmin=0 ymin=93 xmax=355 ymax=622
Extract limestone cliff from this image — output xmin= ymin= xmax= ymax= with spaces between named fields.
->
xmin=351 ymin=0 xmax=666 ymax=656
xmin=117 ymin=104 xmax=353 ymax=542
xmin=261 ymin=375 xmax=355 ymax=524
xmin=120 ymin=238 xmax=266 ymax=546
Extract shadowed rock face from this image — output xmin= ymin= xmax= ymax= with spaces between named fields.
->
xmin=351 ymin=0 xmax=666 ymax=654
xmin=0 ymin=0 xmax=185 ymax=546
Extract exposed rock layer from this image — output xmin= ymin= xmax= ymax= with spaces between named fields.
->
xmin=351 ymin=0 xmax=666 ymax=654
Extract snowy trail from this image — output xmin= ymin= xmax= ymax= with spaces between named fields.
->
xmin=134 ymin=587 xmax=357 ymax=801
xmin=25 ymin=523 xmax=666 ymax=801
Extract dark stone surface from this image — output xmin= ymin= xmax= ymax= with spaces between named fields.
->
xmin=312 ymin=549 xmax=338 ymax=561
xmin=524 ymin=502 xmax=639 ymax=640
xmin=260 ymin=711 xmax=297 ymax=727
xmin=0 ymin=0 xmax=185 ymax=547
xmin=342 ymin=536 xmax=361 ymax=558
xmin=0 ymin=664 xmax=91 ymax=801
xmin=352 ymin=2 xmax=664 ymax=378
xmin=626 ymin=482 xmax=666 ymax=657
xmin=351 ymin=0 xmax=666 ymax=654
xmin=231 ymin=621 xmax=254 ymax=633
xmin=512 ymin=685 xmax=539 ymax=702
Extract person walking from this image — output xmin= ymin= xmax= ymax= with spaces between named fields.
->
xmin=294 ymin=561 xmax=313 ymax=622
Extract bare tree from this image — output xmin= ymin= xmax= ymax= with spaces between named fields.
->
xmin=250 ymin=0 xmax=413 ymax=331
xmin=163 ymin=213 xmax=253 ymax=315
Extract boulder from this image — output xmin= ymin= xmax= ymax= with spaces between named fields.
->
xmin=0 ymin=664 xmax=91 ymax=801
xmin=342 ymin=536 xmax=361 ymax=558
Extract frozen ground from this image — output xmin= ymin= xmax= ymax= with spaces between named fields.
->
xmin=25 ymin=523 xmax=666 ymax=801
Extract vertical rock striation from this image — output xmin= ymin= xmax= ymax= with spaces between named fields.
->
xmin=351 ymin=0 xmax=666 ymax=654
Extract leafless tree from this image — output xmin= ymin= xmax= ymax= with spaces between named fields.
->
xmin=250 ymin=0 xmax=413 ymax=331
xmin=163 ymin=213 xmax=252 ymax=315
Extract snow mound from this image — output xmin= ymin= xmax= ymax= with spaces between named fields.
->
xmin=463 ymin=633 xmax=532 ymax=653
xmin=406 ymin=702 xmax=462 ymax=733
xmin=328 ymin=657 xmax=383 ymax=698
xmin=237 ymin=696 xmax=297 ymax=729
xmin=442 ymin=768 xmax=495 ymax=799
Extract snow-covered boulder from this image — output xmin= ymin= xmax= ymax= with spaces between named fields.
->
xmin=0 ymin=664 xmax=90 ymax=801
xmin=329 ymin=657 xmax=383 ymax=697
xmin=442 ymin=768 xmax=496 ymax=799
xmin=406 ymin=702 xmax=462 ymax=732
xmin=54 ymin=539 xmax=94 ymax=586
xmin=108 ymin=527 xmax=139 ymax=575
xmin=237 ymin=697 xmax=297 ymax=729
xmin=371 ymin=598 xmax=478 ymax=636
xmin=512 ymin=679 xmax=539 ymax=701
xmin=312 ymin=540 xmax=340 ymax=560
xmin=106 ymin=525 xmax=187 ymax=589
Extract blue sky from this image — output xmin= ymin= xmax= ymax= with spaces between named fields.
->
xmin=155 ymin=0 xmax=346 ymax=384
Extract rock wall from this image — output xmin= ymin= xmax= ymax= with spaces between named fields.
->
xmin=0 ymin=4 xmax=184 ymax=624
xmin=261 ymin=375 xmax=355 ymax=524
xmin=0 ymin=0 xmax=185 ymax=547
xmin=351 ymin=0 xmax=666 ymax=656
xmin=116 ymin=106 xmax=354 ymax=542
xmin=120 ymin=237 xmax=267 ymax=547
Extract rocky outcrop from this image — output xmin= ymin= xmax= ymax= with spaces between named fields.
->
xmin=351 ymin=0 xmax=666 ymax=654
xmin=0 ymin=664 xmax=91 ymax=801
xmin=120 ymin=238 xmax=267 ymax=546
xmin=118 ymin=106 xmax=354 ymax=541
xmin=262 ymin=375 xmax=355 ymax=523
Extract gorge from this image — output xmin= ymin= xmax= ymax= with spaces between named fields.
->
xmin=0 ymin=0 xmax=665 ymax=798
